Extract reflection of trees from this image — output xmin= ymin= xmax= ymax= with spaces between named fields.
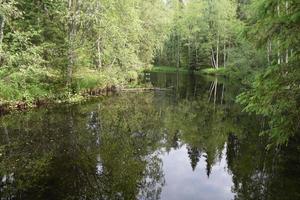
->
xmin=208 ymin=76 xmax=226 ymax=106
xmin=187 ymin=146 xmax=201 ymax=171
xmin=206 ymin=77 xmax=300 ymax=200
xmin=1 ymin=72 xmax=299 ymax=200
xmin=162 ymin=91 xmax=242 ymax=176
xmin=0 ymin=93 xmax=165 ymax=200
xmin=95 ymin=93 xmax=165 ymax=200
xmin=151 ymin=72 xmax=300 ymax=198
xmin=147 ymin=73 xmax=240 ymax=176
xmin=227 ymin=129 xmax=300 ymax=200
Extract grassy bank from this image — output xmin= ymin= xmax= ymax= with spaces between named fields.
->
xmin=147 ymin=66 xmax=229 ymax=76
xmin=0 ymin=67 xmax=140 ymax=114
xmin=0 ymin=65 xmax=229 ymax=114
xmin=146 ymin=66 xmax=192 ymax=73
xmin=201 ymin=67 xmax=228 ymax=75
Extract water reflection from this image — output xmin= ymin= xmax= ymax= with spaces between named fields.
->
xmin=0 ymin=96 xmax=165 ymax=200
xmin=0 ymin=72 xmax=299 ymax=200
xmin=161 ymin=145 xmax=233 ymax=200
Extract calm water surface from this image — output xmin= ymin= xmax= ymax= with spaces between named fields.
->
xmin=0 ymin=72 xmax=299 ymax=200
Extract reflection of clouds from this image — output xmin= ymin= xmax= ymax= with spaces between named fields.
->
xmin=160 ymin=145 xmax=234 ymax=200
xmin=138 ymin=151 xmax=165 ymax=200
xmin=96 ymin=154 xmax=103 ymax=175
xmin=1 ymin=173 xmax=14 ymax=184
xmin=87 ymin=111 xmax=101 ymax=145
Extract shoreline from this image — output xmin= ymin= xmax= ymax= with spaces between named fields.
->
xmin=0 ymin=85 xmax=121 ymax=116
xmin=146 ymin=66 xmax=228 ymax=76
xmin=0 ymin=84 xmax=171 ymax=117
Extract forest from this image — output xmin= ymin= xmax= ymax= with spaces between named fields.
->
xmin=0 ymin=0 xmax=300 ymax=199
xmin=0 ymin=0 xmax=299 ymax=142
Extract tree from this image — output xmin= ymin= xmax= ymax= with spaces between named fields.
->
xmin=237 ymin=0 xmax=300 ymax=144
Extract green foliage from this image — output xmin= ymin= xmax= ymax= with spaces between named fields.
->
xmin=156 ymin=0 xmax=238 ymax=70
xmin=154 ymin=0 xmax=300 ymax=144
xmin=237 ymin=61 xmax=300 ymax=145
xmin=236 ymin=0 xmax=300 ymax=144
xmin=0 ymin=0 xmax=299 ymax=145
xmin=0 ymin=0 xmax=171 ymax=105
xmin=0 ymin=66 xmax=58 ymax=102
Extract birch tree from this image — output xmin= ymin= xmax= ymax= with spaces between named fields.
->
xmin=67 ymin=0 xmax=79 ymax=86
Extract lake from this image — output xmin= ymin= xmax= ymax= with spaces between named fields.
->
xmin=0 ymin=72 xmax=299 ymax=200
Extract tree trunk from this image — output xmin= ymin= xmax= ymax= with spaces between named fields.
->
xmin=0 ymin=15 xmax=4 ymax=45
xmin=195 ymin=47 xmax=198 ymax=68
xmin=277 ymin=40 xmax=281 ymax=65
xmin=97 ymin=36 xmax=102 ymax=69
xmin=211 ymin=48 xmax=216 ymax=68
xmin=177 ymin=34 xmax=180 ymax=70
xmin=96 ymin=1 xmax=102 ymax=69
xmin=216 ymin=32 xmax=219 ymax=69
xmin=214 ymin=78 xmax=217 ymax=106
xmin=285 ymin=0 xmax=289 ymax=64
xmin=67 ymin=0 xmax=78 ymax=87
xmin=4 ymin=126 xmax=10 ymax=144
xmin=0 ymin=15 xmax=5 ymax=66
xmin=277 ymin=1 xmax=281 ymax=65
xmin=221 ymin=84 xmax=225 ymax=105
xmin=223 ymin=42 xmax=226 ymax=68
xmin=188 ymin=35 xmax=191 ymax=69
xmin=267 ymin=39 xmax=270 ymax=65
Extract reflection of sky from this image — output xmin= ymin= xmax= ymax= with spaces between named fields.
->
xmin=160 ymin=145 xmax=234 ymax=200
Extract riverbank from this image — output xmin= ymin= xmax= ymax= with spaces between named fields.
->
xmin=146 ymin=66 xmax=229 ymax=76
xmin=0 ymin=85 xmax=121 ymax=116
xmin=0 ymin=66 xmax=228 ymax=115
xmin=0 ymin=84 xmax=170 ymax=116
xmin=201 ymin=67 xmax=228 ymax=75
xmin=146 ymin=66 xmax=195 ymax=73
xmin=0 ymin=67 xmax=142 ymax=115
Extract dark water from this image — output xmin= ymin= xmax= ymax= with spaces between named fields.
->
xmin=0 ymin=72 xmax=299 ymax=200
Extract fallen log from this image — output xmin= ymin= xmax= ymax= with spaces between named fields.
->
xmin=121 ymin=87 xmax=172 ymax=92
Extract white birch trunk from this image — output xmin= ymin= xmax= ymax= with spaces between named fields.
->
xmin=211 ymin=48 xmax=216 ymax=68
xmin=0 ymin=14 xmax=4 ymax=66
xmin=277 ymin=40 xmax=281 ymax=65
xmin=277 ymin=1 xmax=281 ymax=65
xmin=177 ymin=34 xmax=180 ymax=69
xmin=195 ymin=48 xmax=198 ymax=68
xmin=216 ymin=32 xmax=219 ymax=69
xmin=0 ymin=15 xmax=4 ymax=45
xmin=67 ymin=0 xmax=78 ymax=87
xmin=267 ymin=39 xmax=270 ymax=65
xmin=188 ymin=34 xmax=191 ymax=69
xmin=285 ymin=0 xmax=289 ymax=63
xmin=223 ymin=43 xmax=226 ymax=68
xmin=214 ymin=78 xmax=218 ymax=109
xmin=97 ymin=37 xmax=102 ymax=69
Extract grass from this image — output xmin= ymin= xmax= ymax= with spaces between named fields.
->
xmin=0 ymin=65 xmax=229 ymax=112
xmin=146 ymin=66 xmax=191 ymax=73
xmin=0 ymin=66 xmax=141 ymax=111
xmin=147 ymin=65 xmax=229 ymax=76
xmin=201 ymin=67 xmax=228 ymax=75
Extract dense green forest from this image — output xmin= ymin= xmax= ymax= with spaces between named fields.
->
xmin=0 ymin=0 xmax=170 ymax=102
xmin=0 ymin=0 xmax=299 ymax=143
